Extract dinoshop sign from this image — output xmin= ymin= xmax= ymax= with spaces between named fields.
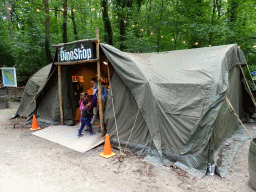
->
xmin=57 ymin=42 xmax=96 ymax=63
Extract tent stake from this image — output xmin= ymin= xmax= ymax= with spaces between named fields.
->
xmin=58 ymin=65 xmax=64 ymax=125
xmin=96 ymin=27 xmax=105 ymax=136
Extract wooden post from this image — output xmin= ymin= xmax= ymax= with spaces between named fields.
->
xmin=96 ymin=27 xmax=105 ymax=136
xmin=58 ymin=65 xmax=64 ymax=125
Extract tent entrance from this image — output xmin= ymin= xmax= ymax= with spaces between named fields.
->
xmin=52 ymin=33 xmax=114 ymax=135
xmin=69 ymin=63 xmax=97 ymax=124
xmin=68 ymin=63 xmax=112 ymax=124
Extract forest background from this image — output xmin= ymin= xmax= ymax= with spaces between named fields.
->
xmin=0 ymin=0 xmax=256 ymax=87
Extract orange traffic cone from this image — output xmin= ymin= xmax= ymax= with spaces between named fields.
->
xmin=100 ymin=134 xmax=116 ymax=158
xmin=30 ymin=115 xmax=41 ymax=131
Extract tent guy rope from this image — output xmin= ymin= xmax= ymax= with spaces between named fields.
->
xmin=246 ymin=64 xmax=256 ymax=90
xmin=106 ymin=62 xmax=122 ymax=157
xmin=124 ymin=109 xmax=140 ymax=152
xmin=106 ymin=61 xmax=140 ymax=161
xmin=225 ymin=97 xmax=252 ymax=138
xmin=239 ymin=65 xmax=256 ymax=107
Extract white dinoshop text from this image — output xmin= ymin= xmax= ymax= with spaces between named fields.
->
xmin=60 ymin=47 xmax=92 ymax=61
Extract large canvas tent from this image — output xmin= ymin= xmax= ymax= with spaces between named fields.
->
xmin=16 ymin=43 xmax=254 ymax=178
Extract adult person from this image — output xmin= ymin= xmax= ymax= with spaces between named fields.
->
xmin=90 ymin=78 xmax=108 ymax=125
xmin=73 ymin=79 xmax=83 ymax=107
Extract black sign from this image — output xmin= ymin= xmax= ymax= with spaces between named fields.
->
xmin=57 ymin=42 xmax=96 ymax=63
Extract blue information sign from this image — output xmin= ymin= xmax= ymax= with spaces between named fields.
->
xmin=1 ymin=67 xmax=17 ymax=87
xmin=252 ymin=71 xmax=256 ymax=76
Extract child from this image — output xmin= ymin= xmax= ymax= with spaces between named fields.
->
xmin=78 ymin=99 xmax=95 ymax=137
xmin=79 ymin=92 xmax=89 ymax=131
xmin=79 ymin=92 xmax=88 ymax=114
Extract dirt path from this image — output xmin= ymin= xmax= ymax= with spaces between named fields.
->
xmin=0 ymin=103 xmax=255 ymax=192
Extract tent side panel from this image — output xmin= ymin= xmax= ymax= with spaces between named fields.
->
xmin=37 ymin=68 xmax=59 ymax=124
xmin=16 ymin=94 xmax=36 ymax=117
xmin=15 ymin=64 xmax=53 ymax=118
xmin=212 ymin=66 xmax=255 ymax=177
xmin=212 ymin=66 xmax=242 ymax=150
xmin=173 ymin=46 xmax=242 ymax=178
xmin=101 ymin=43 xmax=162 ymax=155
xmin=37 ymin=66 xmax=76 ymax=125
xmin=37 ymin=74 xmax=59 ymax=124
xmin=62 ymin=66 xmax=76 ymax=125
xmin=105 ymin=72 xmax=151 ymax=151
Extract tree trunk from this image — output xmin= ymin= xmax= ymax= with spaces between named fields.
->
xmin=4 ymin=0 xmax=14 ymax=39
xmin=119 ymin=15 xmax=126 ymax=51
xmin=101 ymin=0 xmax=113 ymax=45
xmin=209 ymin=0 xmax=217 ymax=46
xmin=147 ymin=0 xmax=152 ymax=37
xmin=54 ymin=6 xmax=58 ymax=18
xmin=43 ymin=0 xmax=52 ymax=63
xmin=217 ymin=0 xmax=222 ymax=18
xmin=228 ymin=0 xmax=238 ymax=43
xmin=62 ymin=0 xmax=68 ymax=43
xmin=229 ymin=0 xmax=237 ymax=23
xmin=119 ymin=0 xmax=127 ymax=51
xmin=119 ymin=0 xmax=132 ymax=50
xmin=71 ymin=7 xmax=78 ymax=40
xmin=157 ymin=0 xmax=164 ymax=52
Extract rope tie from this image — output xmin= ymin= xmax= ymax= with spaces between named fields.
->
xmin=246 ymin=64 xmax=256 ymax=90
xmin=124 ymin=108 xmax=140 ymax=152
xmin=225 ymin=97 xmax=252 ymax=138
xmin=106 ymin=63 xmax=122 ymax=156
xmin=239 ymin=65 xmax=256 ymax=107
xmin=106 ymin=62 xmax=139 ymax=161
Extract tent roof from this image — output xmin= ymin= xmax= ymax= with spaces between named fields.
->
xmin=126 ymin=44 xmax=246 ymax=85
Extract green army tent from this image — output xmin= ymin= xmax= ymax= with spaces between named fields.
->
xmin=16 ymin=43 xmax=254 ymax=178
xmin=101 ymin=43 xmax=253 ymax=178
xmin=15 ymin=63 xmax=77 ymax=125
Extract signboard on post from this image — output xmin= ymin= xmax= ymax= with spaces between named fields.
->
xmin=1 ymin=67 xmax=17 ymax=87
xmin=52 ymin=38 xmax=98 ymax=125
xmin=55 ymin=41 xmax=96 ymax=64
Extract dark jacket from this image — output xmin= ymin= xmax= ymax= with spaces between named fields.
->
xmin=81 ymin=105 xmax=93 ymax=119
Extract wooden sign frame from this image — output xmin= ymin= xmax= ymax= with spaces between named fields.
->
xmin=52 ymin=29 xmax=105 ymax=136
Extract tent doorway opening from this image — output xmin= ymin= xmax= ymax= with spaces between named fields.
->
xmin=68 ymin=62 xmax=114 ymax=124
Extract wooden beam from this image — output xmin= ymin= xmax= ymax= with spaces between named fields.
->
xmin=96 ymin=28 xmax=105 ymax=136
xmin=52 ymin=38 xmax=98 ymax=47
xmin=58 ymin=65 xmax=64 ymax=125
xmin=54 ymin=59 xmax=99 ymax=65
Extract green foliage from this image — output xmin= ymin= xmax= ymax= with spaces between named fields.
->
xmin=0 ymin=14 xmax=14 ymax=68
xmin=0 ymin=0 xmax=256 ymax=84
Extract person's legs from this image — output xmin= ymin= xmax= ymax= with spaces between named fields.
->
xmin=91 ymin=107 xmax=98 ymax=125
xmin=84 ymin=118 xmax=94 ymax=134
xmin=78 ymin=117 xmax=86 ymax=135
xmin=80 ymin=112 xmax=88 ymax=131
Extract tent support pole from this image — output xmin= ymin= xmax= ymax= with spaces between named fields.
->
xmin=58 ymin=65 xmax=64 ymax=125
xmin=96 ymin=27 xmax=105 ymax=136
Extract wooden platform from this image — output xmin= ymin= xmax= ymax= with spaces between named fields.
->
xmin=31 ymin=124 xmax=104 ymax=153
